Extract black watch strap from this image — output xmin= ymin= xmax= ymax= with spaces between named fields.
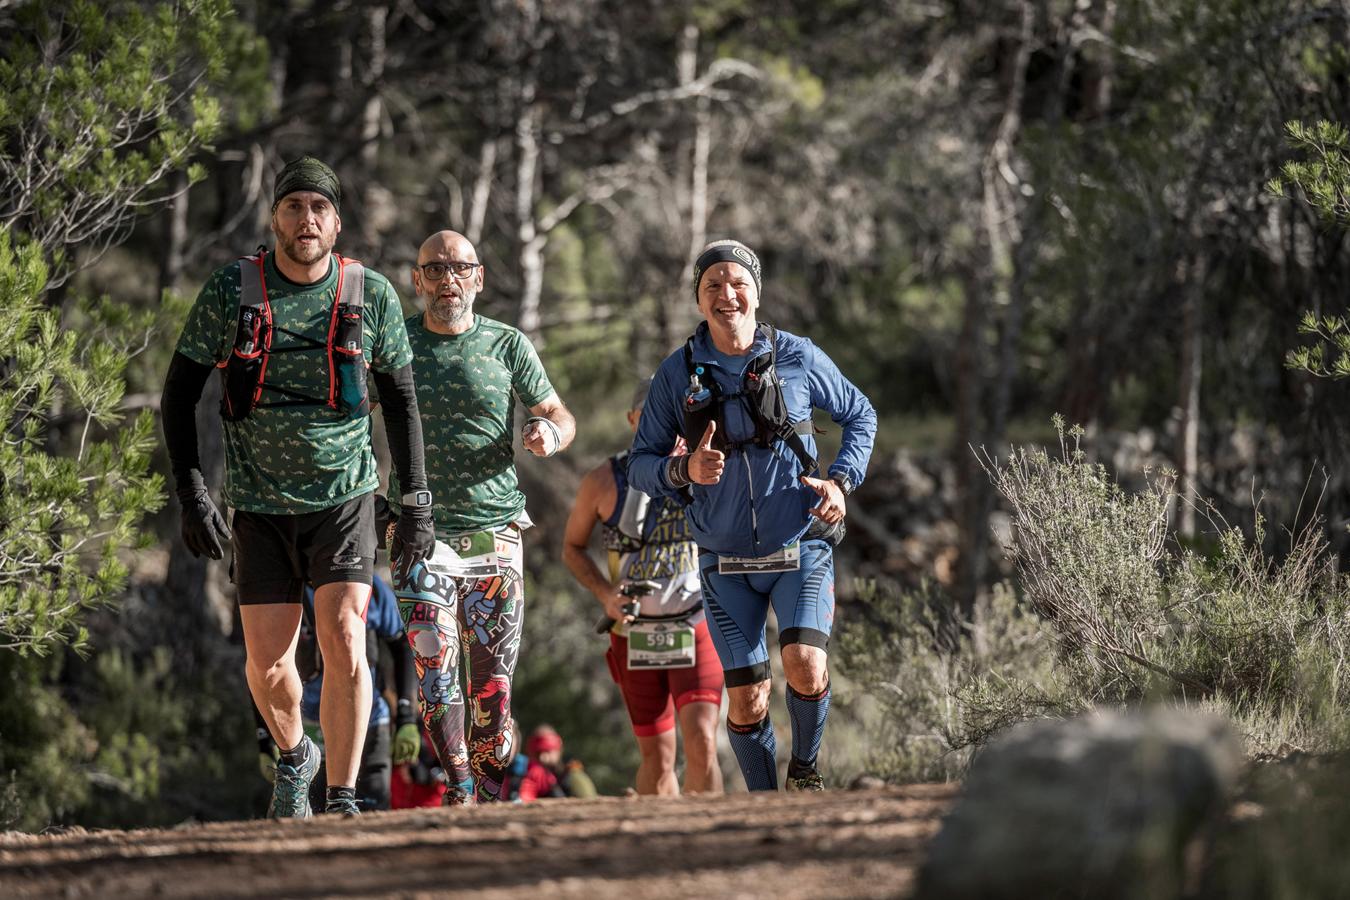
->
xmin=830 ymin=473 xmax=855 ymax=496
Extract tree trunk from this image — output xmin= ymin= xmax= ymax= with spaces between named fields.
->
xmin=1176 ymin=255 xmax=1204 ymax=539
xmin=1079 ymin=0 xmax=1117 ymax=120
xmin=515 ymin=98 xmax=543 ymax=339
xmin=952 ymin=0 xmax=1035 ymax=628
xmin=158 ymin=169 xmax=190 ymax=300
xmin=951 ymin=269 xmax=988 ymax=635
xmin=507 ymin=0 xmax=545 ymax=337
xmin=467 ymin=138 xmax=496 ymax=246
xmin=359 ymin=6 xmax=387 ymax=170
xmin=659 ymin=23 xmax=709 ymax=354
xmin=358 ymin=4 xmax=389 ymax=251
xmin=679 ymin=24 xmax=712 ymax=354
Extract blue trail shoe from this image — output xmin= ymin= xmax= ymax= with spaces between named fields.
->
xmin=268 ymin=735 xmax=320 ymax=819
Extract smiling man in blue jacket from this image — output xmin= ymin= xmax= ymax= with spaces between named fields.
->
xmin=627 ymin=239 xmax=876 ymax=792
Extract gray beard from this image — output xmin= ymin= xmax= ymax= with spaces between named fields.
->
xmin=428 ymin=291 xmax=474 ymax=326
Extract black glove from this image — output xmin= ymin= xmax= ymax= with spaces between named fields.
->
xmin=390 ymin=502 xmax=434 ymax=585
xmin=177 ymin=471 xmax=230 ymax=559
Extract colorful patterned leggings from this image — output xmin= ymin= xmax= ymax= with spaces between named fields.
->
xmin=401 ymin=526 xmax=524 ymax=803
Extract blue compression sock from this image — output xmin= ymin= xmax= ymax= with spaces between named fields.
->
xmin=786 ymin=681 xmax=831 ymax=774
xmin=727 ymin=715 xmax=778 ymax=791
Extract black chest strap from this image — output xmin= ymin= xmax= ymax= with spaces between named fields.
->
xmin=680 ymin=324 xmax=819 ymax=477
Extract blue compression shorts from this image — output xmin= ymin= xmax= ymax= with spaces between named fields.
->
xmin=698 ymin=538 xmax=836 ymax=687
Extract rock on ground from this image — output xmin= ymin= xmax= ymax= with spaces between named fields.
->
xmin=916 ymin=708 xmax=1242 ymax=900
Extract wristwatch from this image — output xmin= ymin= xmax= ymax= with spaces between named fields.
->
xmin=402 ymin=489 xmax=432 ymax=508
xmin=830 ymin=473 xmax=855 ymax=497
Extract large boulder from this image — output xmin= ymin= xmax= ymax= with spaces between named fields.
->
xmin=916 ymin=708 xmax=1243 ymax=900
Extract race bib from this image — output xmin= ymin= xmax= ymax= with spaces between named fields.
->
xmin=627 ymin=619 xmax=696 ymax=669
xmin=718 ymin=542 xmax=801 ymax=575
xmin=427 ymin=530 xmax=501 ymax=578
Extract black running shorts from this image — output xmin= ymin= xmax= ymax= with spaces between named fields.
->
xmin=231 ymin=493 xmax=376 ymax=605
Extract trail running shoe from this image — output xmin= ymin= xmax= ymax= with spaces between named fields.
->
xmin=785 ymin=770 xmax=825 ymax=793
xmin=324 ymin=795 xmax=361 ymax=817
xmin=441 ymin=782 xmax=476 ymax=808
xmin=268 ymin=735 xmax=320 ymax=819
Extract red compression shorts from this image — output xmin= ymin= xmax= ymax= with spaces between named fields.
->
xmin=606 ymin=618 xmax=724 ymax=737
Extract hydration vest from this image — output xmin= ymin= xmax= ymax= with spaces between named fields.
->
xmin=680 ymin=323 xmax=819 ymax=477
xmin=601 ymin=452 xmax=653 ymax=555
xmin=218 ymin=249 xmax=371 ymax=422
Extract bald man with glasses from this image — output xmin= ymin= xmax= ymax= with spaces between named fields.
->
xmin=386 ymin=230 xmax=576 ymax=805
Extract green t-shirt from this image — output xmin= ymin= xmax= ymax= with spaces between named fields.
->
xmin=388 ymin=313 xmax=554 ymax=534
xmin=175 ymin=252 xmax=414 ymax=515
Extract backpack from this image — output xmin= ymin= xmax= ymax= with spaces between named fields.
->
xmin=601 ymin=451 xmax=652 ymax=555
xmin=680 ymin=323 xmax=819 ymax=477
xmin=218 ymin=249 xmax=370 ymax=422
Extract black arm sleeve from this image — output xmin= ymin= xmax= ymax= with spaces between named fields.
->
xmin=161 ymin=351 xmax=214 ymax=489
xmin=387 ymin=629 xmax=418 ymax=725
xmin=370 ymin=363 xmax=427 ymax=493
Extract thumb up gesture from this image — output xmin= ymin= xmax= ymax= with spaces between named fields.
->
xmin=688 ymin=421 xmax=725 ymax=485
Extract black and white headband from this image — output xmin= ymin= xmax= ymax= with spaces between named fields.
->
xmin=692 ymin=240 xmax=762 ymax=299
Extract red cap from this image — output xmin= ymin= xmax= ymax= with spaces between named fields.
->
xmin=526 ymin=726 xmax=562 ymax=756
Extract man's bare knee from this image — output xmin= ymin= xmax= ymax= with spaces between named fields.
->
xmin=727 ymin=681 xmax=771 ymax=723
xmin=639 ymin=739 xmax=676 ymax=768
xmin=248 ymin=654 xmax=287 ymax=682
xmin=781 ymin=644 xmax=828 ymax=695
xmin=314 ymin=588 xmax=368 ymax=666
xmin=683 ymin=728 xmax=718 ymax=764
xmin=679 ymin=705 xmax=720 ymax=756
xmin=317 ymin=623 xmax=364 ymax=674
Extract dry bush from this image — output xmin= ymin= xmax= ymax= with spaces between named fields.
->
xmin=835 ymin=580 xmax=1066 ymax=782
xmin=841 ymin=418 xmax=1350 ymax=783
xmin=981 ymin=417 xmax=1350 ymax=754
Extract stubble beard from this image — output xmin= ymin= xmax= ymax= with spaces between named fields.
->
xmin=278 ymin=230 xmax=335 ymax=268
xmin=428 ymin=288 xmax=475 ymax=327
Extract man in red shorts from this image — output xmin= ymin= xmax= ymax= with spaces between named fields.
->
xmin=563 ymin=379 xmax=724 ymax=795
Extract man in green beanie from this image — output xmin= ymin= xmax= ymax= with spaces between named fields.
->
xmin=160 ymin=156 xmax=435 ymax=818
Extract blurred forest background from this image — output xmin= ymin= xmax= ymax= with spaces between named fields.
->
xmin=8 ymin=0 xmax=1350 ymax=832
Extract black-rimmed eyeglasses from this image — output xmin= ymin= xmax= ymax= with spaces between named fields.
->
xmin=418 ymin=261 xmax=481 ymax=280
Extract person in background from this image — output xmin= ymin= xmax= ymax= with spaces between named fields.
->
xmin=563 ymin=377 xmax=723 ymax=796
xmin=517 ymin=724 xmax=598 ymax=802
xmin=390 ymin=723 xmax=448 ymax=809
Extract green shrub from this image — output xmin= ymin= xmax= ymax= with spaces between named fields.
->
xmin=835 ymin=580 xmax=1066 ymax=783
xmin=840 ymin=418 xmax=1350 ymax=782
xmin=984 ymin=418 xmax=1350 ymax=754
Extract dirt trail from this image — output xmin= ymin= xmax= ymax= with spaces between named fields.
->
xmin=0 ymin=784 xmax=953 ymax=899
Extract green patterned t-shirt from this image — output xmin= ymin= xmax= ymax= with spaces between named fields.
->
xmin=388 ymin=314 xmax=554 ymax=534
xmin=175 ymin=252 xmax=414 ymax=514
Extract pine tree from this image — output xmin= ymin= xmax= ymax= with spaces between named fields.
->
xmin=0 ymin=0 xmax=234 ymax=650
